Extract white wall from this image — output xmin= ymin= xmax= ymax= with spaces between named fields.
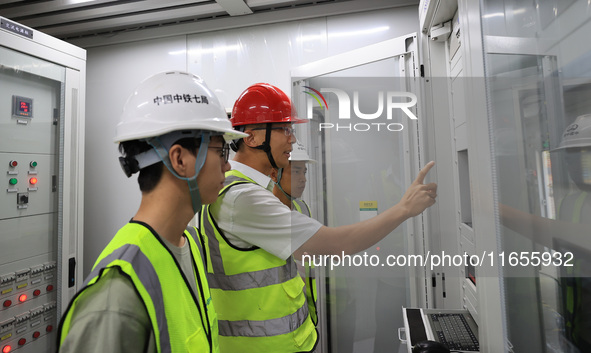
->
xmin=83 ymin=6 xmax=420 ymax=274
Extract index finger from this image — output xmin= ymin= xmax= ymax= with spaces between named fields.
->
xmin=414 ymin=161 xmax=435 ymax=184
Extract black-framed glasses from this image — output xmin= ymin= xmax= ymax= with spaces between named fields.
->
xmin=250 ymin=126 xmax=295 ymax=136
xmin=208 ymin=144 xmax=230 ymax=163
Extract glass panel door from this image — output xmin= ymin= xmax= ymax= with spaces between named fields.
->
xmin=482 ymin=1 xmax=591 ymax=352
xmin=291 ymin=37 xmax=420 ymax=353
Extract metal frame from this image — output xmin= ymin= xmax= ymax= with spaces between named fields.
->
xmin=291 ymin=33 xmax=423 ymax=353
xmin=418 ymin=0 xmax=508 ymax=351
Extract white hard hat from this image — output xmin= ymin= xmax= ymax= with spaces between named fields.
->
xmin=289 ymin=140 xmax=316 ymax=163
xmin=114 ymin=71 xmax=247 ymax=143
xmin=554 ymin=114 xmax=591 ymax=150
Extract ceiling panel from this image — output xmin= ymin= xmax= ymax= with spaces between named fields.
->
xmin=0 ymin=0 xmax=419 ymax=43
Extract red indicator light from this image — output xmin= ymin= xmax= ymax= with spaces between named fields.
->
xmin=18 ymin=294 xmax=27 ymax=303
xmin=2 ymin=345 xmax=11 ymax=353
xmin=46 ymin=285 xmax=54 ymax=292
xmin=46 ymin=325 xmax=53 ymax=333
xmin=33 ymin=289 xmax=41 ymax=296
xmin=29 ymin=177 xmax=38 ymax=185
xmin=17 ymin=339 xmax=26 ymax=346
xmin=2 ymin=300 xmax=11 ymax=308
xmin=32 ymin=331 xmax=40 ymax=339
xmin=9 ymin=160 xmax=18 ymax=168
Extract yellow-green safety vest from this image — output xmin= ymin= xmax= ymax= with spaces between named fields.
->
xmin=198 ymin=170 xmax=317 ymax=352
xmin=292 ymin=198 xmax=318 ymax=326
xmin=558 ymin=191 xmax=590 ymax=351
xmin=58 ymin=222 xmax=219 ymax=353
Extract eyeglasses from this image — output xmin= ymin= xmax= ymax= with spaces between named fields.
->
xmin=208 ymin=144 xmax=230 ymax=163
xmin=250 ymin=126 xmax=295 ymax=136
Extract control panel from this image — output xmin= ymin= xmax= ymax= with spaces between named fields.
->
xmin=1 ymin=16 xmax=86 ymax=353
xmin=1 ymin=46 xmax=61 ymax=353
xmin=0 ymin=259 xmax=58 ymax=353
xmin=3 ymin=154 xmax=54 ymax=216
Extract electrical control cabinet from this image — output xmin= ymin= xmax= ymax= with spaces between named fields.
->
xmin=0 ymin=17 xmax=85 ymax=353
xmin=419 ymin=0 xmax=591 ymax=352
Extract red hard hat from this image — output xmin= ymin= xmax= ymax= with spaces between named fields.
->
xmin=231 ymin=83 xmax=307 ymax=127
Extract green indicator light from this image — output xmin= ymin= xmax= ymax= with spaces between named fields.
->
xmin=9 ymin=178 xmax=18 ymax=185
xmin=30 ymin=161 xmax=38 ymax=168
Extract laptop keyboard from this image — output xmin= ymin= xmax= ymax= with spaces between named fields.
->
xmin=430 ymin=313 xmax=480 ymax=351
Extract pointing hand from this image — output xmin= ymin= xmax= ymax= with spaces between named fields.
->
xmin=399 ymin=161 xmax=437 ymax=218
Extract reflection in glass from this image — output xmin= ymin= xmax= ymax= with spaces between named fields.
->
xmin=483 ymin=1 xmax=591 ymax=352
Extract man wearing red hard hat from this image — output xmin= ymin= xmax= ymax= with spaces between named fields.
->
xmin=198 ymin=83 xmax=438 ymax=352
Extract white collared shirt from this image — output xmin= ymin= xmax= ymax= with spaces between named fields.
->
xmin=209 ymin=161 xmax=322 ymax=260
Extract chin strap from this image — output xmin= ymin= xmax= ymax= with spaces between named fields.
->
xmin=251 ymin=123 xmax=279 ymax=169
xmin=275 ymin=168 xmax=294 ymax=201
xmin=145 ymin=131 xmax=211 ymax=214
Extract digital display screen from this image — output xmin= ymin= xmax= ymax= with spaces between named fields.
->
xmin=19 ymin=101 xmax=30 ymax=114
xmin=12 ymin=96 xmax=33 ymax=118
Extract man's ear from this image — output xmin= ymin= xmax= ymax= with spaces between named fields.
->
xmin=270 ymin=168 xmax=278 ymax=183
xmin=168 ymin=144 xmax=189 ymax=177
xmin=242 ymin=130 xmax=261 ymax=148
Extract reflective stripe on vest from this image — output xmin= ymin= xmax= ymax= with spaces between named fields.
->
xmin=199 ymin=170 xmax=317 ymax=351
xmin=87 ymin=244 xmax=171 ymax=351
xmin=201 ymin=212 xmax=299 ymax=291
xmin=217 ymin=302 xmax=309 ymax=337
xmin=293 ymin=198 xmax=311 ymax=217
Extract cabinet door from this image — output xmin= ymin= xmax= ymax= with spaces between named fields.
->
xmin=291 ymin=34 xmax=423 ymax=353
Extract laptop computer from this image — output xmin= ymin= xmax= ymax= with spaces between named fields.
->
xmin=401 ymin=307 xmax=480 ymax=352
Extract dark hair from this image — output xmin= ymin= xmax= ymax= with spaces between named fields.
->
xmin=119 ymin=137 xmax=199 ymax=192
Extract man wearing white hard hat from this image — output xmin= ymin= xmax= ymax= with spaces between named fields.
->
xmin=550 ymin=114 xmax=591 ymax=352
xmin=272 ymin=139 xmax=316 ymax=212
xmin=500 ymin=114 xmax=591 ymax=352
xmin=58 ymin=71 xmax=247 ymax=353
